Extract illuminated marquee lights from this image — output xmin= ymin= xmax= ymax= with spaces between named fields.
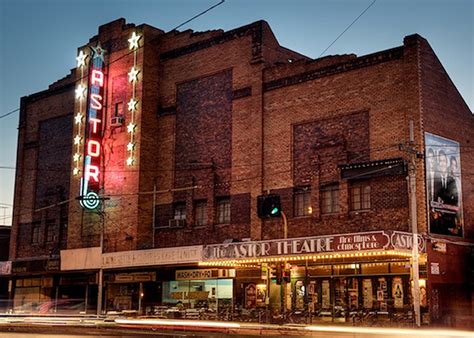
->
xmin=73 ymin=48 xmax=89 ymax=177
xmin=78 ymin=42 xmax=106 ymax=210
xmin=126 ymin=31 xmax=141 ymax=166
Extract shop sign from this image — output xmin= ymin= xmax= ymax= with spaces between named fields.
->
xmin=432 ymin=241 xmax=447 ymax=253
xmin=102 ymin=245 xmax=202 ymax=269
xmin=203 ymin=230 xmax=426 ymax=260
xmin=390 ymin=231 xmax=425 ymax=252
xmin=176 ymin=269 xmax=216 ymax=280
xmin=114 ymin=272 xmax=156 ymax=283
xmin=0 ymin=261 xmax=11 ymax=275
xmin=430 ymin=262 xmax=440 ymax=275
xmin=11 ymin=259 xmax=60 ymax=274
xmin=170 ymin=291 xmax=209 ymax=300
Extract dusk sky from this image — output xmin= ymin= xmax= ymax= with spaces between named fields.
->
xmin=0 ymin=0 xmax=472 ymax=225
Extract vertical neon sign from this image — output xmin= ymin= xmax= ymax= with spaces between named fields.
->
xmin=80 ymin=43 xmax=106 ymax=210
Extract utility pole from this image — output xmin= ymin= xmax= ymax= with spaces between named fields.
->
xmin=281 ymin=211 xmax=288 ymax=316
xmin=400 ymin=120 xmax=422 ymax=327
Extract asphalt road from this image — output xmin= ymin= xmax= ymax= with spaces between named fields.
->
xmin=0 ymin=316 xmax=472 ymax=338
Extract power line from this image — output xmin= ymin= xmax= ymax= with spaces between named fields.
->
xmin=0 ymin=0 xmax=226 ymax=121
xmin=318 ymin=0 xmax=377 ymax=58
xmin=0 ymin=108 xmax=20 ymax=120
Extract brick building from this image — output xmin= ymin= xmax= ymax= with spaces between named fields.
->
xmin=9 ymin=18 xmax=473 ymax=327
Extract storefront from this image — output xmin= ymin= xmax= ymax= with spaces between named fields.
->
xmin=11 ymin=258 xmax=59 ymax=313
xmin=200 ymin=230 xmax=428 ymax=323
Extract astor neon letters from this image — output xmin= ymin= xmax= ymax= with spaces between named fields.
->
xmin=79 ymin=43 xmax=106 ymax=210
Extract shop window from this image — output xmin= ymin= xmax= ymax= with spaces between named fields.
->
xmin=194 ymin=201 xmax=207 ymax=226
xmin=321 ymin=183 xmax=340 ymax=214
xmin=294 ymin=187 xmax=312 ymax=217
xmin=216 ymin=197 xmax=230 ymax=224
xmin=45 ymin=220 xmax=58 ymax=243
xmin=31 ymin=222 xmax=40 ymax=244
xmin=162 ymin=279 xmax=233 ymax=311
xmin=350 ymin=183 xmax=371 ymax=211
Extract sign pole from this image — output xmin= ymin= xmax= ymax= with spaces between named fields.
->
xmin=407 ymin=121 xmax=421 ymax=327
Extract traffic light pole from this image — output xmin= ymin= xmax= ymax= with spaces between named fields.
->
xmin=281 ymin=211 xmax=288 ymax=316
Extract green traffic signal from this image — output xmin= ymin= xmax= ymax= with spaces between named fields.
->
xmin=271 ymin=207 xmax=279 ymax=215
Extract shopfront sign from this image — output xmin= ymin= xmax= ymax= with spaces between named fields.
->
xmin=102 ymin=245 xmax=202 ymax=269
xmin=0 ymin=261 xmax=11 ymax=275
xmin=176 ymin=269 xmax=215 ymax=280
xmin=11 ymin=258 xmax=60 ymax=274
xmin=202 ymin=231 xmax=425 ymax=260
xmin=79 ymin=44 xmax=107 ymax=210
xmin=114 ymin=272 xmax=156 ymax=283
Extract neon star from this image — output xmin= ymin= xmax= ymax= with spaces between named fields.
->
xmin=91 ymin=42 xmax=106 ymax=62
xmin=126 ymin=157 xmax=134 ymax=166
xmin=127 ymin=142 xmax=135 ymax=151
xmin=128 ymin=67 xmax=139 ymax=82
xmin=74 ymin=135 xmax=81 ymax=145
xmin=73 ymin=168 xmax=79 ymax=175
xmin=75 ymin=84 xmax=86 ymax=99
xmin=127 ymin=123 xmax=136 ymax=133
xmin=128 ymin=32 xmax=141 ymax=50
xmin=75 ymin=113 xmax=83 ymax=124
xmin=73 ymin=153 xmax=81 ymax=162
xmin=76 ymin=50 xmax=88 ymax=68
xmin=127 ymin=98 xmax=138 ymax=111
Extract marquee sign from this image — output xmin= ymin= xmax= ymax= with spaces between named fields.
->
xmin=202 ymin=231 xmax=425 ymax=261
xmin=79 ymin=43 xmax=106 ymax=210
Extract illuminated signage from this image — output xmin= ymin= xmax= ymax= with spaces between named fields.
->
xmin=80 ymin=43 xmax=106 ymax=210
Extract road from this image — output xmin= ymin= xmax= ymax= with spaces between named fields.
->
xmin=0 ymin=316 xmax=472 ymax=337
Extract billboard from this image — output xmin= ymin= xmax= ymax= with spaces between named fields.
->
xmin=425 ymin=133 xmax=463 ymax=237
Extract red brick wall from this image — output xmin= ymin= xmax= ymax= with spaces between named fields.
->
xmin=418 ymin=37 xmax=474 ymax=240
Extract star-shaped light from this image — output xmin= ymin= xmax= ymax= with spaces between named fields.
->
xmin=127 ymin=142 xmax=135 ymax=151
xmin=74 ymin=135 xmax=81 ymax=145
xmin=75 ymin=84 xmax=86 ymax=99
xmin=128 ymin=67 xmax=139 ymax=82
xmin=75 ymin=113 xmax=83 ymax=125
xmin=91 ymin=42 xmax=106 ymax=62
xmin=73 ymin=168 xmax=79 ymax=175
xmin=128 ymin=32 xmax=141 ymax=50
xmin=76 ymin=50 xmax=88 ymax=68
xmin=127 ymin=98 xmax=138 ymax=112
xmin=73 ymin=153 xmax=81 ymax=162
xmin=126 ymin=157 xmax=135 ymax=166
xmin=127 ymin=123 xmax=136 ymax=134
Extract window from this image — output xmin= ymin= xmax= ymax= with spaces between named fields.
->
xmin=294 ymin=187 xmax=312 ymax=217
xmin=350 ymin=183 xmax=371 ymax=210
xmin=46 ymin=220 xmax=57 ymax=243
xmin=194 ymin=201 xmax=207 ymax=226
xmin=31 ymin=222 xmax=40 ymax=244
xmin=114 ymin=102 xmax=123 ymax=117
xmin=321 ymin=184 xmax=340 ymax=214
xmin=216 ymin=197 xmax=231 ymax=224
xmin=173 ymin=203 xmax=186 ymax=220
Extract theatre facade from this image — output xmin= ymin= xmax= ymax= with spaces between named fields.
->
xmin=9 ymin=18 xmax=473 ymax=327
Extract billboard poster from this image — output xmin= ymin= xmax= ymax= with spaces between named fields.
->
xmin=425 ymin=133 xmax=463 ymax=237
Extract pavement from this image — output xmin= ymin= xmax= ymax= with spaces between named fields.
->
xmin=0 ymin=315 xmax=472 ymax=337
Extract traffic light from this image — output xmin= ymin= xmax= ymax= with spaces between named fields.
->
xmin=276 ymin=264 xmax=283 ymax=285
xmin=257 ymin=194 xmax=281 ymax=218
xmin=282 ymin=267 xmax=291 ymax=283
